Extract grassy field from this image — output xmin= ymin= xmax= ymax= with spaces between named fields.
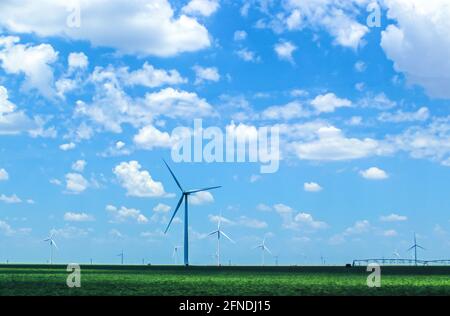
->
xmin=0 ymin=265 xmax=450 ymax=296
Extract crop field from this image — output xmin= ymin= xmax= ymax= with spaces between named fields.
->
xmin=0 ymin=265 xmax=450 ymax=296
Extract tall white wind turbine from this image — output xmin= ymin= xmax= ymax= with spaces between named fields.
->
xmin=163 ymin=159 xmax=221 ymax=266
xmin=208 ymin=215 xmax=235 ymax=266
xmin=44 ymin=233 xmax=58 ymax=264
xmin=254 ymin=237 xmax=272 ymax=266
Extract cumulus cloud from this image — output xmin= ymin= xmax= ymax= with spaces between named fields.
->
xmin=235 ymin=48 xmax=261 ymax=63
xmin=378 ymin=107 xmax=430 ymax=123
xmin=0 ymin=36 xmax=58 ymax=98
xmin=380 ymin=214 xmax=408 ymax=222
xmin=304 ymin=182 xmax=323 ymax=192
xmin=65 ymin=173 xmax=89 ymax=193
xmin=381 ymin=0 xmax=450 ymax=99
xmin=0 ymin=194 xmax=22 ymax=204
xmin=190 ymin=191 xmax=215 ymax=205
xmin=106 ymin=204 xmax=148 ymax=224
xmin=59 ymin=142 xmax=76 ymax=151
xmin=193 ymin=65 xmax=220 ymax=84
xmin=273 ymin=203 xmax=327 ymax=231
xmin=113 ymin=161 xmax=167 ymax=198
xmin=310 ymin=93 xmax=352 ymax=113
xmin=71 ymin=160 xmax=87 ymax=173
xmin=119 ymin=63 xmax=187 ymax=88
xmin=360 ymin=167 xmax=389 ymax=180
xmin=64 ymin=212 xmax=95 ymax=222
xmin=0 ymin=0 xmax=211 ymax=57
xmin=261 ymin=101 xmax=310 ymax=121
xmin=234 ymin=30 xmax=247 ymax=41
xmin=133 ymin=125 xmax=174 ymax=150
xmin=0 ymin=168 xmax=8 ymax=181
xmin=182 ymin=0 xmax=220 ymax=17
xmin=153 ymin=203 xmax=171 ymax=213
xmin=68 ymin=52 xmax=88 ymax=71
xmin=237 ymin=216 xmax=268 ymax=229
xmin=274 ymin=41 xmax=297 ymax=63
xmin=291 ymin=126 xmax=387 ymax=161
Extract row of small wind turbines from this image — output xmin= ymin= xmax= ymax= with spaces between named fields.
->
xmin=42 ymin=160 xmax=426 ymax=267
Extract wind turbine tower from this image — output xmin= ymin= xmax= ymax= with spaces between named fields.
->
xmin=254 ymin=238 xmax=272 ymax=266
xmin=163 ymin=160 xmax=221 ymax=266
xmin=208 ymin=215 xmax=235 ymax=266
xmin=118 ymin=250 xmax=124 ymax=265
xmin=407 ymin=233 xmax=425 ymax=265
xmin=44 ymin=233 xmax=58 ymax=265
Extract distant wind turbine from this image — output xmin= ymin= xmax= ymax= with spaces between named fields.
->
xmin=407 ymin=233 xmax=425 ymax=265
xmin=172 ymin=246 xmax=183 ymax=265
xmin=163 ymin=159 xmax=221 ymax=266
xmin=117 ymin=250 xmax=124 ymax=265
xmin=254 ymin=237 xmax=272 ymax=266
xmin=393 ymin=250 xmax=401 ymax=259
xmin=44 ymin=233 xmax=58 ymax=264
xmin=208 ymin=215 xmax=235 ymax=266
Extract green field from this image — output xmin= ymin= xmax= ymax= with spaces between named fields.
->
xmin=1 ymin=265 xmax=450 ymax=296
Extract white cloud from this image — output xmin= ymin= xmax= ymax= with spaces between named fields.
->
xmin=65 ymin=173 xmax=89 ymax=193
xmin=354 ymin=61 xmax=366 ymax=72
xmin=310 ymin=93 xmax=352 ymax=113
xmin=0 ymin=168 xmax=8 ymax=181
xmin=182 ymin=0 xmax=220 ymax=17
xmin=0 ymin=220 xmax=15 ymax=236
xmin=382 ymin=229 xmax=398 ymax=237
xmin=380 ymin=214 xmax=408 ymax=222
xmin=208 ymin=214 xmax=235 ymax=225
xmin=120 ymin=62 xmax=187 ymax=88
xmin=106 ymin=204 xmax=148 ymax=224
xmin=381 ymin=0 xmax=450 ymax=99
xmin=113 ymin=161 xmax=166 ymax=198
xmin=274 ymin=41 xmax=297 ymax=63
xmin=378 ymin=107 xmax=430 ymax=123
xmin=344 ymin=220 xmax=371 ymax=235
xmin=190 ymin=191 xmax=214 ymax=205
xmin=257 ymin=0 xmax=370 ymax=49
xmin=358 ymin=93 xmax=397 ymax=110
xmin=256 ymin=203 xmax=272 ymax=212
xmin=68 ymin=52 xmax=88 ymax=70
xmin=234 ymin=30 xmax=247 ymax=41
xmin=360 ymin=167 xmax=389 ymax=180
xmin=193 ymin=65 xmax=220 ymax=84
xmin=304 ymin=182 xmax=323 ymax=192
xmin=50 ymin=226 xmax=89 ymax=239
xmin=153 ymin=203 xmax=171 ymax=213
xmin=237 ymin=216 xmax=268 ymax=229
xmin=133 ymin=125 xmax=174 ymax=150
xmin=261 ymin=101 xmax=310 ymax=121
xmin=0 ymin=0 xmax=211 ymax=57
xmin=72 ymin=160 xmax=87 ymax=173
xmin=273 ymin=203 xmax=327 ymax=231
xmin=291 ymin=126 xmax=386 ymax=161
xmin=0 ymin=36 xmax=58 ymax=98
xmin=389 ymin=117 xmax=450 ymax=167
xmin=0 ymin=194 xmax=22 ymax=204
xmin=60 ymin=142 xmax=76 ymax=151
xmin=64 ymin=212 xmax=94 ymax=222
xmin=235 ymin=48 xmax=260 ymax=63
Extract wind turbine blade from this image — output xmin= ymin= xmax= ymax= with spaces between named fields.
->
xmin=264 ymin=246 xmax=272 ymax=255
xmin=418 ymin=245 xmax=426 ymax=250
xmin=253 ymin=245 xmax=263 ymax=250
xmin=163 ymin=159 xmax=183 ymax=192
xmin=220 ymin=231 xmax=235 ymax=243
xmin=164 ymin=195 xmax=184 ymax=234
xmin=407 ymin=245 xmax=415 ymax=251
xmin=208 ymin=230 xmax=219 ymax=237
xmin=187 ymin=186 xmax=222 ymax=194
xmin=51 ymin=240 xmax=58 ymax=250
xmin=44 ymin=238 xmax=51 ymax=242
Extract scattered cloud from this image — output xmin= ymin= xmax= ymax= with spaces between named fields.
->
xmin=64 ymin=212 xmax=95 ymax=222
xmin=274 ymin=41 xmax=297 ymax=63
xmin=106 ymin=205 xmax=148 ymax=224
xmin=304 ymin=182 xmax=323 ymax=192
xmin=65 ymin=173 xmax=89 ymax=194
xmin=380 ymin=214 xmax=408 ymax=222
xmin=360 ymin=167 xmax=389 ymax=180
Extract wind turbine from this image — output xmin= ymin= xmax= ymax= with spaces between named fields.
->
xmin=172 ymin=246 xmax=183 ymax=265
xmin=407 ymin=233 xmax=425 ymax=265
xmin=254 ymin=237 xmax=272 ymax=266
xmin=207 ymin=215 xmax=235 ymax=266
xmin=393 ymin=250 xmax=401 ymax=259
xmin=44 ymin=233 xmax=58 ymax=264
xmin=163 ymin=159 xmax=221 ymax=266
xmin=117 ymin=250 xmax=124 ymax=265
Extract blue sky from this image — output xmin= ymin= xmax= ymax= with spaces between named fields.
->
xmin=1 ymin=0 xmax=450 ymax=265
